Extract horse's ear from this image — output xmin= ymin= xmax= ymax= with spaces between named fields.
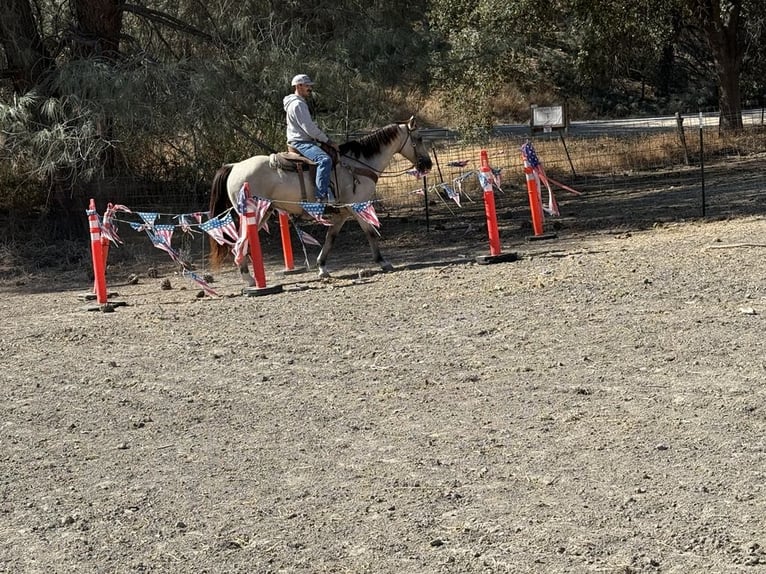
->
xmin=407 ymin=115 xmax=417 ymax=130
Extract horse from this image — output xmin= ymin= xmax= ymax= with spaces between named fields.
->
xmin=208 ymin=116 xmax=432 ymax=283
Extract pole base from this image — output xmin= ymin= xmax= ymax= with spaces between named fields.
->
xmin=275 ymin=266 xmax=308 ymax=276
xmin=476 ymin=252 xmax=519 ymax=265
xmin=81 ymin=301 xmax=127 ymax=312
xmin=242 ymin=284 xmax=284 ymax=297
xmin=526 ymin=232 xmax=558 ymax=242
xmin=78 ymin=291 xmax=118 ymax=301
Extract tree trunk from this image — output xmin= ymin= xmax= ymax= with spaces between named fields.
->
xmin=690 ymin=0 xmax=744 ymax=131
xmin=71 ymin=0 xmax=123 ymax=58
xmin=0 ymin=0 xmax=54 ymax=92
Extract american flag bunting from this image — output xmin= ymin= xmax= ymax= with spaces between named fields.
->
xmin=351 ymin=201 xmax=380 ymax=228
xmin=300 ymin=202 xmax=333 ymax=226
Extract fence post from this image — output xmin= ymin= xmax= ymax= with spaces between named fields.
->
xmin=699 ymin=112 xmax=706 ymax=217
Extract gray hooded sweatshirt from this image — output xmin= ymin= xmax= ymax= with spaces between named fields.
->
xmin=283 ymin=94 xmax=330 ymax=145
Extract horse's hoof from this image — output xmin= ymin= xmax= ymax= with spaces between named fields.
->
xmin=380 ymin=261 xmax=395 ymax=273
xmin=318 ymin=269 xmax=331 ymax=279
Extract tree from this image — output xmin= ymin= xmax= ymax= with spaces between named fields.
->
xmin=685 ymin=0 xmax=748 ymax=130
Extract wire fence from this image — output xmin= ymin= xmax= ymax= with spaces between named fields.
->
xmin=75 ymin=109 xmax=766 ymax=230
xmin=373 ymin=110 xmax=766 ymax=228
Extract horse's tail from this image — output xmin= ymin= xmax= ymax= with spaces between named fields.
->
xmin=208 ymin=163 xmax=234 ymax=268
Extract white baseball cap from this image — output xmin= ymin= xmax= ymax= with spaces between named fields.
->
xmin=291 ymin=74 xmax=314 ymax=86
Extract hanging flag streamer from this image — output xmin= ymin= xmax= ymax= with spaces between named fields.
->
xmin=441 ymin=183 xmax=461 ymax=207
xmin=297 ymin=228 xmax=321 ymax=247
xmin=521 ymin=140 xmax=581 ymax=217
xmin=477 ymin=171 xmax=493 ymax=190
xmin=150 ymin=224 xmax=184 ymax=264
xmin=491 ymin=167 xmax=503 ymax=191
xmin=248 ymin=196 xmax=272 ymax=230
xmin=300 ymin=202 xmax=334 ymax=226
xmin=232 ymin=214 xmax=249 ymax=266
xmin=101 ymin=203 xmax=132 ymax=245
xmin=236 ymin=184 xmax=248 ymax=215
xmin=175 ymin=212 xmax=203 ymax=234
xmin=199 ymin=214 xmax=239 ymax=245
xmin=446 ymin=160 xmax=470 ymax=168
xmin=351 ymin=201 xmax=380 ymax=228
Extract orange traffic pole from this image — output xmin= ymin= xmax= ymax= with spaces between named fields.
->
xmin=522 ymin=151 xmax=545 ymax=236
xmin=242 ymin=183 xmax=267 ymax=289
xmin=94 ymin=236 xmax=109 ymax=294
xmin=278 ymin=211 xmax=295 ymax=271
xmin=87 ymin=199 xmax=108 ymax=304
xmin=480 ymin=150 xmax=501 ymax=256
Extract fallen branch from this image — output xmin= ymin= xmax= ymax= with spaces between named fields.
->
xmin=703 ymin=242 xmax=766 ymax=250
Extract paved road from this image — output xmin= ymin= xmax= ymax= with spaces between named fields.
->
xmin=421 ymin=108 xmax=765 ymax=141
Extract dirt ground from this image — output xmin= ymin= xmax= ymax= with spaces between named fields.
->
xmin=1 ymin=168 xmax=766 ymax=573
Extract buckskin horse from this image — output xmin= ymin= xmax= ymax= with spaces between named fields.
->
xmin=208 ymin=116 xmax=432 ymax=282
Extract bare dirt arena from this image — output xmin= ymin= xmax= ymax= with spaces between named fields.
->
xmin=1 ymin=179 xmax=765 ymax=572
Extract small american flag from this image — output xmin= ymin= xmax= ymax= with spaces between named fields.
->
xmin=200 ymin=215 xmax=238 ymax=245
xmin=351 ymin=201 xmax=380 ymax=228
xmin=477 ymin=171 xmax=493 ymax=192
xmin=151 ymin=224 xmax=183 ymax=263
xmin=521 ymin=141 xmax=541 ymax=168
xmin=247 ymin=196 xmax=272 ymax=228
xmin=137 ymin=211 xmax=159 ymax=228
xmin=297 ymin=228 xmax=321 ymax=247
xmin=443 ymin=184 xmax=461 ymax=207
xmin=237 ymin=183 xmax=249 ymax=214
xmin=300 ymin=202 xmax=333 ymax=226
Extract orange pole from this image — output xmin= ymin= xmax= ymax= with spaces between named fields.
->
xmin=278 ymin=211 xmax=295 ymax=270
xmin=242 ymin=183 xmax=267 ymax=288
xmin=87 ymin=199 xmax=108 ymax=304
xmin=480 ymin=150 xmax=501 ymax=256
xmin=522 ymin=156 xmax=545 ymax=236
xmin=94 ymin=237 xmax=109 ymax=293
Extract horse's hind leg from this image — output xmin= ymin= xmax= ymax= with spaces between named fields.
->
xmin=317 ymin=218 xmax=347 ymax=278
xmin=361 ymin=221 xmax=393 ymax=273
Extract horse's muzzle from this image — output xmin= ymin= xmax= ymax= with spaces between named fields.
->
xmin=417 ymin=156 xmax=433 ymax=174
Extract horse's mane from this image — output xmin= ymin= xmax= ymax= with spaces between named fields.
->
xmin=339 ymin=124 xmax=402 ymax=159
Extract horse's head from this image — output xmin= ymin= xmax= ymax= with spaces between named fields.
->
xmin=399 ymin=116 xmax=433 ymax=174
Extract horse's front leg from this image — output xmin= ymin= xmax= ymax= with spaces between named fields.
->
xmin=240 ymin=260 xmax=256 ymax=287
xmin=360 ymin=220 xmax=394 ymax=273
xmin=317 ymin=216 xmax=347 ymax=278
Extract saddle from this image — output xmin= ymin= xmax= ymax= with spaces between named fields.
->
xmin=268 ymin=142 xmax=339 ymax=202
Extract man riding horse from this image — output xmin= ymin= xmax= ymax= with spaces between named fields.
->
xmin=283 ymin=74 xmax=340 ymax=203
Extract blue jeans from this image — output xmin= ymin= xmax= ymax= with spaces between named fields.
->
xmin=290 ymin=141 xmax=333 ymax=201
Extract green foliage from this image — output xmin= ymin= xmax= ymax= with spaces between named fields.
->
xmin=1 ymin=0 xmax=765 ymax=215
